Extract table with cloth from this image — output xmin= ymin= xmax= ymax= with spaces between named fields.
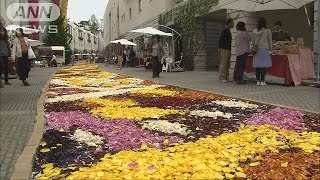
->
xmin=236 ymin=49 xmax=316 ymax=86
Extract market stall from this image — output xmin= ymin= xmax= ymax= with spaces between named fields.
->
xmin=243 ymin=40 xmax=316 ymax=86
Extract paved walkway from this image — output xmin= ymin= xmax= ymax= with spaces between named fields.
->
xmin=0 ymin=67 xmax=57 ymax=180
xmin=100 ymin=64 xmax=320 ymax=113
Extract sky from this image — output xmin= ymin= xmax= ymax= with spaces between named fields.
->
xmin=67 ymin=0 xmax=109 ymax=23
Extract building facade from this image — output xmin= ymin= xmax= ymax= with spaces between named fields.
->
xmin=68 ymin=22 xmax=99 ymax=54
xmin=103 ymin=0 xmax=183 ymax=44
xmin=105 ymin=0 xmax=318 ymax=77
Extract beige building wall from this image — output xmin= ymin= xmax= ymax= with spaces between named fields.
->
xmin=104 ymin=0 xmax=183 ymax=45
xmin=68 ymin=22 xmax=98 ymax=53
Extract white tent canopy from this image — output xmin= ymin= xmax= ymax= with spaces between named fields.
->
xmin=5 ymin=24 xmax=40 ymax=34
xmin=28 ymin=39 xmax=44 ymax=47
xmin=110 ymin=39 xmax=137 ymax=46
xmin=217 ymin=0 xmax=315 ymax=12
xmin=130 ymin=27 xmax=173 ymax=36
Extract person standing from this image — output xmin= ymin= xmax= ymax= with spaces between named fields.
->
xmin=117 ymin=42 xmax=123 ymax=70
xmin=51 ymin=54 xmax=57 ymax=67
xmin=234 ymin=21 xmax=251 ymax=84
xmin=218 ymin=18 xmax=234 ymax=83
xmin=71 ymin=54 xmax=75 ymax=66
xmin=252 ymin=18 xmax=273 ymax=86
xmin=125 ymin=47 xmax=130 ymax=67
xmin=150 ymin=35 xmax=164 ymax=78
xmin=129 ymin=47 xmax=135 ymax=67
xmin=11 ymin=28 xmax=30 ymax=86
xmin=272 ymin=21 xmax=292 ymax=42
xmin=0 ymin=26 xmax=12 ymax=86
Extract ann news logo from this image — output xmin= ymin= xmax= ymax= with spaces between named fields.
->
xmin=7 ymin=3 xmax=60 ymax=22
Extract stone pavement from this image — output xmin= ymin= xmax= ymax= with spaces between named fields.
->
xmin=100 ymin=64 xmax=320 ymax=113
xmin=0 ymin=67 xmax=57 ymax=180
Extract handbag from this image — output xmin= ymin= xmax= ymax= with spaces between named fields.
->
xmin=28 ymin=47 xmax=36 ymax=60
xmin=251 ymin=30 xmax=263 ymax=55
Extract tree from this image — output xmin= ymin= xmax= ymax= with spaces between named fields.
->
xmin=79 ymin=20 xmax=89 ymax=26
xmin=89 ymin=15 xmax=100 ymax=34
xmin=43 ymin=14 xmax=71 ymax=64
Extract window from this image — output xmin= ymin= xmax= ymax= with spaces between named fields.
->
xmin=129 ymin=8 xmax=132 ymax=20
xmin=138 ymin=0 xmax=142 ymax=13
xmin=88 ymin=34 xmax=91 ymax=43
xmin=94 ymin=37 xmax=97 ymax=44
xmin=78 ymin=30 xmax=83 ymax=40
xmin=122 ymin=14 xmax=126 ymax=23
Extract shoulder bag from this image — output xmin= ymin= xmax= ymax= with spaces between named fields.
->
xmin=251 ymin=30 xmax=263 ymax=55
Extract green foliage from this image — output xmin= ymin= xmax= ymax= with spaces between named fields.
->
xmin=43 ymin=14 xmax=71 ymax=64
xmin=174 ymin=0 xmax=218 ymax=70
xmin=90 ymin=15 xmax=101 ymax=34
xmin=79 ymin=20 xmax=90 ymax=26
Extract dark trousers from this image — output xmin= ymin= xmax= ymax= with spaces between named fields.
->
xmin=152 ymin=56 xmax=161 ymax=77
xmin=256 ymin=67 xmax=267 ymax=81
xmin=0 ymin=56 xmax=10 ymax=82
xmin=26 ymin=59 xmax=31 ymax=78
xmin=234 ymin=52 xmax=248 ymax=81
xmin=17 ymin=53 xmax=29 ymax=81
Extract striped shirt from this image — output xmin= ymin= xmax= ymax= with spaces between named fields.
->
xmin=235 ymin=31 xmax=251 ymax=56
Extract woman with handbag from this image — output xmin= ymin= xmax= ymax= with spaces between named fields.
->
xmin=0 ymin=26 xmax=12 ymax=86
xmin=11 ymin=28 xmax=30 ymax=86
xmin=252 ymin=18 xmax=272 ymax=86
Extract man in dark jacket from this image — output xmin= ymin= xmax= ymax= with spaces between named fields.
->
xmin=218 ymin=18 xmax=234 ymax=83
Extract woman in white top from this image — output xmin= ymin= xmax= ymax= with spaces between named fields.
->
xmin=149 ymin=35 xmax=164 ymax=78
xmin=252 ymin=18 xmax=272 ymax=86
xmin=11 ymin=28 xmax=30 ymax=86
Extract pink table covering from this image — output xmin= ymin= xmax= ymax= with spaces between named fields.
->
xmin=287 ymin=54 xmax=301 ymax=86
xmin=299 ymin=49 xmax=316 ymax=79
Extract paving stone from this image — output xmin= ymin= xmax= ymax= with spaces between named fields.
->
xmin=0 ymin=67 xmax=57 ymax=180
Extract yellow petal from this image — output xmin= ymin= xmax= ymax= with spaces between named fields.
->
xmin=235 ymin=172 xmax=247 ymax=178
xmin=249 ymin=162 xmax=260 ymax=167
xmin=40 ymin=141 xmax=47 ymax=147
xmin=281 ymin=162 xmax=288 ymax=168
xmin=40 ymin=148 xmax=51 ymax=153
xmin=163 ymin=139 xmax=169 ymax=145
xmin=97 ymin=172 xmax=104 ymax=177
xmin=225 ymin=173 xmax=234 ymax=179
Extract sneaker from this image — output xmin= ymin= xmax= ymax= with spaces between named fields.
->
xmin=256 ymin=81 xmax=261 ymax=86
xmin=260 ymin=82 xmax=267 ymax=86
xmin=221 ymin=79 xmax=228 ymax=83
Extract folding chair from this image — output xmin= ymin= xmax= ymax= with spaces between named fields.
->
xmin=174 ymin=54 xmax=183 ymax=69
xmin=174 ymin=59 xmax=182 ymax=69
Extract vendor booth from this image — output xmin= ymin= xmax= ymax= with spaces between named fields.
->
xmin=242 ymin=42 xmax=316 ymax=86
xmin=221 ymin=0 xmax=317 ymax=86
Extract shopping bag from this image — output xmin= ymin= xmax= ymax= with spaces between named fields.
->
xmin=28 ymin=47 xmax=36 ymax=60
